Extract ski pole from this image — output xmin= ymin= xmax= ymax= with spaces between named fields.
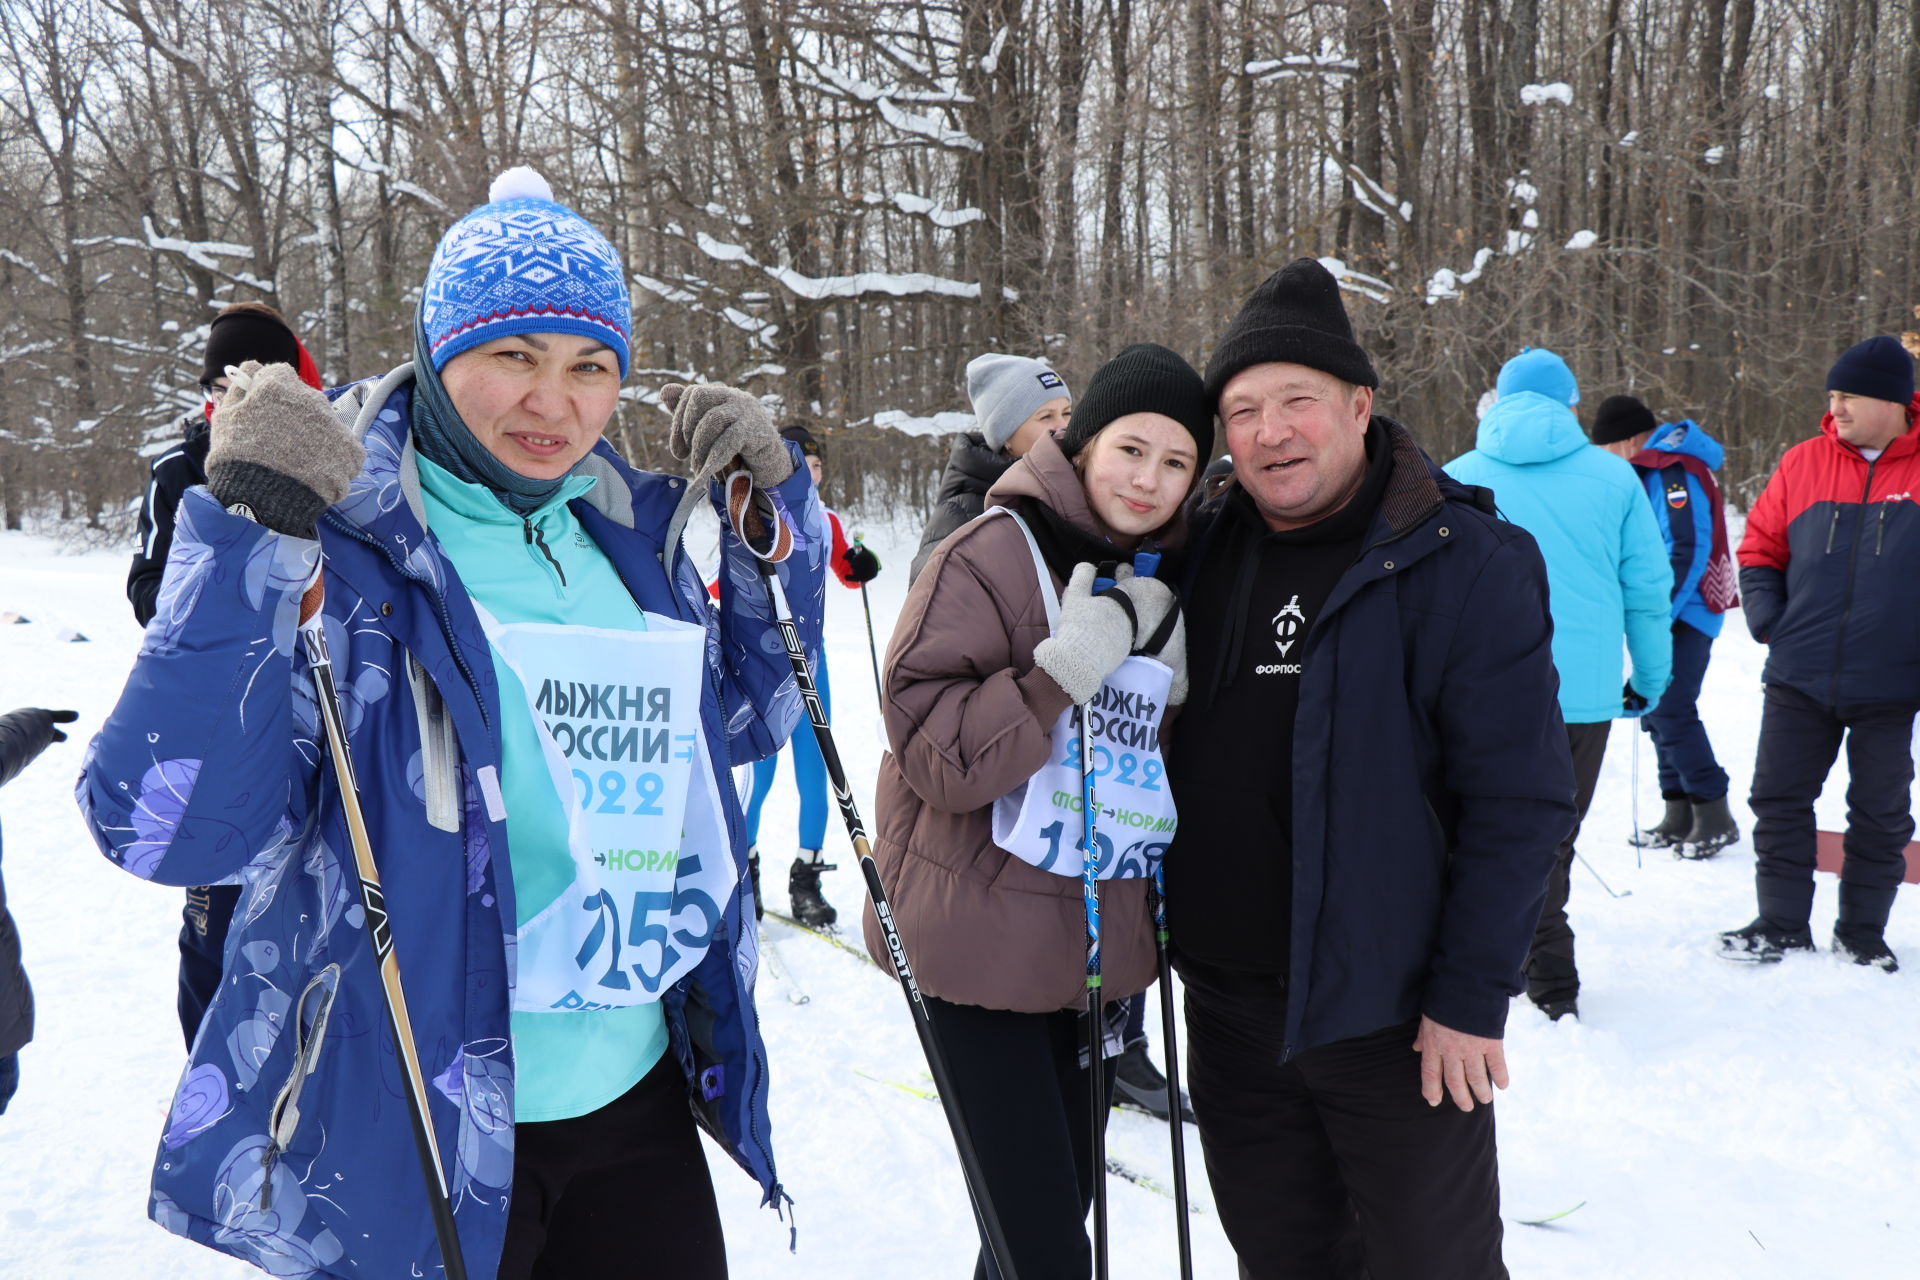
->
xmin=1631 ymin=730 xmax=1643 ymax=869
xmin=1081 ymin=564 xmax=1121 ymax=1280
xmin=724 ymin=472 xmax=1020 ymax=1280
xmin=1576 ymin=850 xmax=1631 ymax=899
xmin=854 ymin=533 xmax=884 ymax=705
xmin=1145 ymin=865 xmax=1194 ymax=1278
xmin=297 ymin=576 xmax=468 ymax=1280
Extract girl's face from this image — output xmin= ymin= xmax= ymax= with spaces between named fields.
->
xmin=805 ymin=454 xmax=823 ymax=487
xmin=440 ymin=332 xmax=621 ymax=479
xmin=1076 ymin=413 xmax=1198 ymax=540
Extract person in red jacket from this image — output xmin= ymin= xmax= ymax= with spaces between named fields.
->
xmin=1721 ymin=336 xmax=1920 ymax=970
xmin=739 ymin=425 xmax=879 ymax=927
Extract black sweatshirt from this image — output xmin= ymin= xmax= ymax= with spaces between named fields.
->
xmin=1166 ymin=428 xmax=1393 ymax=974
xmin=127 ymin=421 xmax=211 ymax=626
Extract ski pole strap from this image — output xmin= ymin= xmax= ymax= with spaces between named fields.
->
xmin=723 ymin=468 xmax=794 ymax=563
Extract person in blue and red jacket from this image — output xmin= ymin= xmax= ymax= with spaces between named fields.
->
xmin=1590 ymin=397 xmax=1742 ymax=858
xmin=738 ymin=424 xmax=879 ymax=929
xmin=1720 ymin=335 xmax=1920 ymax=971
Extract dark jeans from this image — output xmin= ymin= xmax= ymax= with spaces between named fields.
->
xmin=178 ymin=882 xmax=242 ymax=1048
xmin=1179 ymin=960 xmax=1506 ymax=1280
xmin=925 ymin=995 xmax=1117 ymax=1280
xmin=1526 ymin=721 xmax=1611 ymax=1003
xmin=499 ymin=1055 xmax=727 ymax=1280
xmin=0 ymin=1051 xmax=17 ymax=1115
xmin=1749 ymin=683 xmax=1917 ymax=933
xmin=1646 ymin=622 xmax=1730 ymax=800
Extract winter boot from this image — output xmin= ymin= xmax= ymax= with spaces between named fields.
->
xmin=1111 ymin=1044 xmax=1197 ymax=1123
xmin=1834 ymin=884 xmax=1899 ymax=972
xmin=1632 ymin=795 xmax=1693 ymax=849
xmin=1537 ymin=997 xmax=1580 ymax=1022
xmin=1675 ymin=795 xmax=1740 ymax=860
xmin=788 ymin=850 xmax=838 ymax=929
xmin=747 ymin=846 xmax=763 ymax=922
xmin=1717 ymin=917 xmax=1815 ymax=963
xmin=1832 ymin=926 xmax=1900 ymax=972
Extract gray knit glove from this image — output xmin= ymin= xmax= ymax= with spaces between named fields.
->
xmin=1033 ymin=563 xmax=1136 ymax=706
xmin=206 ymin=361 xmax=363 ymax=539
xmin=1117 ymin=576 xmax=1188 ymax=705
xmin=661 ymin=383 xmax=793 ymax=487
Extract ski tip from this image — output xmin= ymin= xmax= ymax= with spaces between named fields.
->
xmin=1516 ymin=1200 xmax=1587 ymax=1227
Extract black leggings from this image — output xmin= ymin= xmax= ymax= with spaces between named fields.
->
xmin=925 ymin=995 xmax=1117 ymax=1280
xmin=499 ymin=1055 xmax=727 ymax=1280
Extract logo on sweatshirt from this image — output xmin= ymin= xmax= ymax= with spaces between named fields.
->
xmin=1272 ymin=595 xmax=1306 ymax=657
xmin=1667 ymin=487 xmax=1689 ymax=509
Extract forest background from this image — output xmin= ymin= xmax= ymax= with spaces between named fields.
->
xmin=2 ymin=0 xmax=1918 ymax=531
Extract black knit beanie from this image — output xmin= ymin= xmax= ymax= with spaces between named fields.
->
xmin=1203 ymin=258 xmax=1378 ymax=407
xmin=1826 ymin=336 xmax=1916 ymax=407
xmin=201 ymin=304 xmax=299 ymax=385
xmin=1589 ymin=394 xmax=1658 ymax=446
xmin=1059 ymin=343 xmax=1213 ymax=462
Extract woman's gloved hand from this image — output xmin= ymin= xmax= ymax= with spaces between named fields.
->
xmin=1033 ymin=563 xmax=1136 ymax=706
xmin=1118 ymin=575 xmax=1188 ymax=705
xmin=661 ymin=383 xmax=793 ymax=487
xmin=842 ymin=541 xmax=881 ymax=584
xmin=205 ymin=361 xmax=364 ymax=539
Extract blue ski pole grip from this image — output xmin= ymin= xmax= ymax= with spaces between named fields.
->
xmin=1132 ymin=549 xmax=1162 ymax=579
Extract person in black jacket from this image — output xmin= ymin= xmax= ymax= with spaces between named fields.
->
xmin=0 ymin=706 xmax=78 ymax=1114
xmin=907 ymin=352 xmax=1071 ymax=582
xmin=125 ymin=300 xmax=323 ymax=1048
xmin=1166 ymin=259 xmax=1574 ymax=1280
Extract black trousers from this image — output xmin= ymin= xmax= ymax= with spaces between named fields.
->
xmin=1525 ymin=720 xmax=1611 ymax=1004
xmin=499 ymin=1055 xmax=727 ymax=1280
xmin=1180 ymin=961 xmax=1506 ymax=1280
xmin=924 ymin=995 xmax=1117 ymax=1280
xmin=178 ymin=883 xmax=242 ymax=1048
xmin=1749 ymin=683 xmax=1917 ymax=933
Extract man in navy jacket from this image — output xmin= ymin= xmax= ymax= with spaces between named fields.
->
xmin=1166 ymin=259 xmax=1573 ymax=1280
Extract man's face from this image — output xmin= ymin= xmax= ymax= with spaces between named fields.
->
xmin=1221 ymin=363 xmax=1372 ymax=531
xmin=1828 ymin=390 xmax=1910 ymax=452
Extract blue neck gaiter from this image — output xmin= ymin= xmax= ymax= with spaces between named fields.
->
xmin=408 ymin=320 xmax=566 ymax=516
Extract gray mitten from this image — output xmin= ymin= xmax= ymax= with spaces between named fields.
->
xmin=1033 ymin=563 xmax=1136 ymax=705
xmin=206 ymin=361 xmax=363 ymax=538
xmin=661 ymin=383 xmax=793 ymax=487
xmin=1117 ymin=575 xmax=1188 ymax=705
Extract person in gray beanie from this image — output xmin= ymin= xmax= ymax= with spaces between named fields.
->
xmin=908 ymin=352 xmax=1072 ymax=581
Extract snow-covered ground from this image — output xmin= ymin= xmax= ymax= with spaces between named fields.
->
xmin=1 ymin=514 xmax=1915 ymax=1279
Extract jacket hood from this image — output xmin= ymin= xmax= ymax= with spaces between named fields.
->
xmin=986 ymin=430 xmax=1190 ymax=549
xmin=1474 ymin=390 xmax=1591 ymax=466
xmin=1817 ymin=393 xmax=1920 ymax=461
xmin=1644 ymin=419 xmax=1724 ymax=470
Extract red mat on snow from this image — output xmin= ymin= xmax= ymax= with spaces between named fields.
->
xmin=1816 ymin=831 xmax=1920 ymax=884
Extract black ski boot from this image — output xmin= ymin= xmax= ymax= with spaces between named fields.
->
xmin=747 ymin=845 xmax=763 ymax=921
xmin=1632 ymin=795 xmax=1693 ymax=849
xmin=1537 ymin=997 xmax=1580 ymax=1022
xmin=1832 ymin=926 xmax=1900 ymax=973
xmin=1112 ymin=1044 xmax=1196 ymax=1123
xmin=788 ymin=850 xmax=838 ymax=929
xmin=1717 ymin=918 xmax=1815 ymax=963
xmin=1675 ymin=795 xmax=1739 ymax=860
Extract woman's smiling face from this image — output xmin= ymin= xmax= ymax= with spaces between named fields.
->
xmin=439 ymin=333 xmax=623 ymax=479
xmin=1076 ymin=413 xmax=1198 ymax=540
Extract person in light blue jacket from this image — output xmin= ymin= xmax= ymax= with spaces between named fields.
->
xmin=1445 ymin=348 xmax=1671 ymax=1021
xmin=76 ymin=169 xmax=824 ymax=1280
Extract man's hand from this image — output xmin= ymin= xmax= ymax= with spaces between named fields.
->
xmin=1413 ymin=1015 xmax=1508 ymax=1112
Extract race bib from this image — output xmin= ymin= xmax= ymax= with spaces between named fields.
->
xmin=984 ymin=508 xmax=1177 ymax=880
xmin=475 ymin=606 xmax=734 ymax=1012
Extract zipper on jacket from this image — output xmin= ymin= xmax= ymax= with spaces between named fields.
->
xmin=1876 ymin=503 xmax=1887 ymax=555
xmin=1824 ymin=508 xmax=1841 ymax=554
xmin=1827 ymin=459 xmax=1878 ymax=704
xmin=260 ymin=964 xmax=342 ymax=1210
xmin=524 ymin=518 xmax=568 ymax=596
xmin=409 ymin=654 xmax=462 ymax=832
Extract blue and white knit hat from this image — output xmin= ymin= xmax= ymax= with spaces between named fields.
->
xmin=419 ymin=168 xmax=631 ymax=376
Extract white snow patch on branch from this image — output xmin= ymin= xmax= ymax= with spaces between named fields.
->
xmin=871 ymin=409 xmax=975 ymax=437
xmin=685 ymin=230 xmax=1009 ymax=302
xmin=1703 ymin=146 xmax=1726 ymax=166
xmin=1317 ymin=257 xmax=1391 ymax=304
xmin=1520 ymin=82 xmax=1574 ymax=107
xmin=866 ymin=192 xmax=984 ymax=228
xmin=1565 ymin=229 xmax=1599 ymax=251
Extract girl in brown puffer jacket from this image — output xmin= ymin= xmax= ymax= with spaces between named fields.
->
xmin=865 ymin=344 xmax=1212 ymax=1279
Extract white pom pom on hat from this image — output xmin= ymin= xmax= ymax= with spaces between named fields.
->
xmin=488 ymin=166 xmax=555 ymax=205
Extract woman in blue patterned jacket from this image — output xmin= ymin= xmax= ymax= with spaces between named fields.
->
xmin=76 ymin=169 xmax=825 ymax=1280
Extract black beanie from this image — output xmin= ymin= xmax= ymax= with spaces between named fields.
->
xmin=1059 ymin=343 xmax=1213 ymax=462
xmin=1589 ymin=394 xmax=1658 ymax=446
xmin=1826 ymin=336 xmax=1916 ymax=407
xmin=201 ymin=305 xmax=299 ymax=385
xmin=778 ymin=424 xmax=822 ymax=457
xmin=1203 ymin=258 xmax=1379 ymax=407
